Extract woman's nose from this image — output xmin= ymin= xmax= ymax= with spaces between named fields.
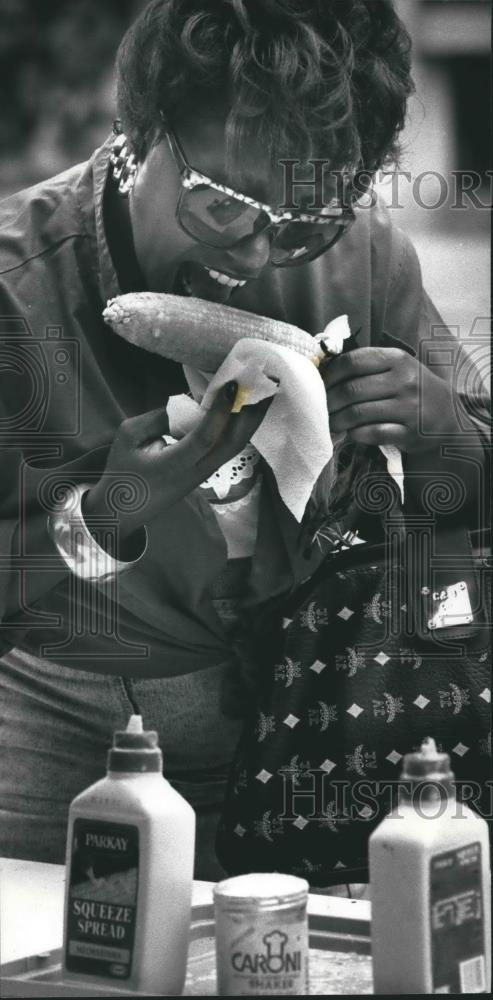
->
xmin=223 ymin=230 xmax=272 ymax=277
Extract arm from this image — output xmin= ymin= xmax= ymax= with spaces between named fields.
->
xmin=1 ymin=378 xmax=272 ymax=648
xmin=384 ymin=236 xmax=490 ymax=524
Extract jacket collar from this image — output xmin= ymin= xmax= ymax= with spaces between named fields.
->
xmin=74 ymin=134 xmax=121 ymax=305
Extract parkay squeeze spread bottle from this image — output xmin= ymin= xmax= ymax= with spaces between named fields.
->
xmin=369 ymin=737 xmax=491 ymax=994
xmin=62 ymin=715 xmax=195 ymax=995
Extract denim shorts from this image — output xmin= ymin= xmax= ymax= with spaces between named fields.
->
xmin=0 ymin=645 xmax=243 ymax=880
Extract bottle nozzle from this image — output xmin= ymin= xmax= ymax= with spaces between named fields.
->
xmin=109 ymin=714 xmax=162 ymax=773
xmin=126 ymin=714 xmax=144 ymax=734
xmin=420 ymin=736 xmax=438 ymax=758
xmin=401 ymin=735 xmax=454 ymax=788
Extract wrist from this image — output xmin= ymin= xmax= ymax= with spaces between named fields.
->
xmin=48 ymin=483 xmax=147 ymax=583
xmin=83 ymin=486 xmax=142 ymax=545
xmin=81 ymin=489 xmax=146 ymax=559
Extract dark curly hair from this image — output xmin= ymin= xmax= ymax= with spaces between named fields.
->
xmin=116 ymin=0 xmax=414 ymax=176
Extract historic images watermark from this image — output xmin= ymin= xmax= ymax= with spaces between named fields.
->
xmin=278 ymin=161 xmax=493 ymax=212
xmin=0 ymin=316 xmax=81 ymax=437
xmin=0 ymin=315 xmax=151 ymax=661
xmin=419 ymin=319 xmax=490 ymax=438
xmin=276 ymin=773 xmax=493 ymax=825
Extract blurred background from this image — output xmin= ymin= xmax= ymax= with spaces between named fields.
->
xmin=0 ymin=0 xmax=490 ymax=349
xmin=391 ymin=0 xmax=490 ymax=349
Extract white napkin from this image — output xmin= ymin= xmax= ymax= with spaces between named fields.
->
xmin=166 ymin=315 xmax=405 ymax=520
xmin=201 ymin=338 xmax=332 ymax=521
xmin=379 ymin=443 xmax=405 ymax=505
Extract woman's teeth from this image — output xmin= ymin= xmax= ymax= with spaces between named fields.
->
xmin=176 ymin=263 xmax=247 ymax=298
xmin=204 ymin=268 xmax=246 ymax=288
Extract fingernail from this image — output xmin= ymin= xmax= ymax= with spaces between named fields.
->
xmin=223 ymin=380 xmax=238 ymax=403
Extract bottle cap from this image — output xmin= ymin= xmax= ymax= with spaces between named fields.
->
xmin=401 ymin=736 xmax=454 ymax=784
xmin=108 ymin=715 xmax=162 ymax=773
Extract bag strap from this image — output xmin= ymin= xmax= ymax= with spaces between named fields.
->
xmin=283 ymin=524 xmax=489 ymax=627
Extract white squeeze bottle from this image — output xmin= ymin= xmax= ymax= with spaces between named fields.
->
xmin=62 ymin=714 xmax=196 ymax=995
xmin=369 ymin=737 xmax=491 ymax=994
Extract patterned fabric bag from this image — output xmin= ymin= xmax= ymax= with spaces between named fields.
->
xmin=216 ymin=520 xmax=491 ymax=887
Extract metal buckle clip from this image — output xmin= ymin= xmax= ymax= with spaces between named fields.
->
xmin=427 ymin=581 xmax=474 ymax=630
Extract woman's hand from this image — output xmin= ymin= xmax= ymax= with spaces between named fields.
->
xmin=83 ymin=381 xmax=271 ymax=541
xmin=321 ymin=347 xmax=459 ymax=453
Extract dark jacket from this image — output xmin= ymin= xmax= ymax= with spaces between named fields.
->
xmin=0 ymin=136 xmax=487 ymax=675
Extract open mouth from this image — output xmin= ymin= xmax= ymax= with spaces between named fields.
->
xmin=173 ymin=262 xmax=248 ymax=303
xmin=203 ymin=268 xmax=246 ymax=288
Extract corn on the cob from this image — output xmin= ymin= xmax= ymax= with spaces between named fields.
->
xmin=103 ymin=292 xmax=319 ymax=371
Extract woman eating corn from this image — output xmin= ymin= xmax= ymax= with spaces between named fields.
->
xmin=0 ymin=0 xmax=488 ymax=887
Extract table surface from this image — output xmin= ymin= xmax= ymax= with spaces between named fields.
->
xmin=0 ymin=858 xmax=373 ymax=995
xmin=0 ymin=858 xmax=370 ymax=965
xmin=0 ymin=858 xmax=216 ymax=965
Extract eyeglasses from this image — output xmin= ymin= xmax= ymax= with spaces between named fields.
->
xmin=165 ymin=129 xmax=356 ymax=267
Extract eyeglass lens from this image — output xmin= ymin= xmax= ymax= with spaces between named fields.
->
xmin=179 ymin=186 xmax=344 ymax=263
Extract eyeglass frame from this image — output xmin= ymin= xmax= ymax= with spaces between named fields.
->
xmin=164 ymin=127 xmax=357 ymax=266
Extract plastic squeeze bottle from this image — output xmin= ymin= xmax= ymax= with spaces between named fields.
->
xmin=369 ymin=737 xmax=491 ymax=994
xmin=62 ymin=715 xmax=196 ymax=995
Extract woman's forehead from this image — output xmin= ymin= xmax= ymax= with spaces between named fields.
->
xmin=175 ymin=112 xmax=334 ymax=210
xmin=176 ymin=114 xmax=280 ymax=201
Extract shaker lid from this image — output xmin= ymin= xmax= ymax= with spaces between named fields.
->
xmin=214 ymin=872 xmax=309 ymax=906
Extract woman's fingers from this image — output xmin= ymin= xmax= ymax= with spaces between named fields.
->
xmin=348 ymin=423 xmax=410 ymax=447
xmin=182 ymin=381 xmax=239 ymax=459
xmin=327 ymin=372 xmax=396 ymax=414
xmin=321 ymin=348 xmax=421 ymax=451
xmin=192 ymin=396 xmax=273 ymax=481
xmin=322 ymin=347 xmax=396 ymax=391
xmin=115 ymin=406 xmax=172 ymax=447
xmin=170 ymin=386 xmax=273 ymax=488
xmin=329 ymin=398 xmax=409 ymax=434
xmin=215 ymin=395 xmax=273 ymax=458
